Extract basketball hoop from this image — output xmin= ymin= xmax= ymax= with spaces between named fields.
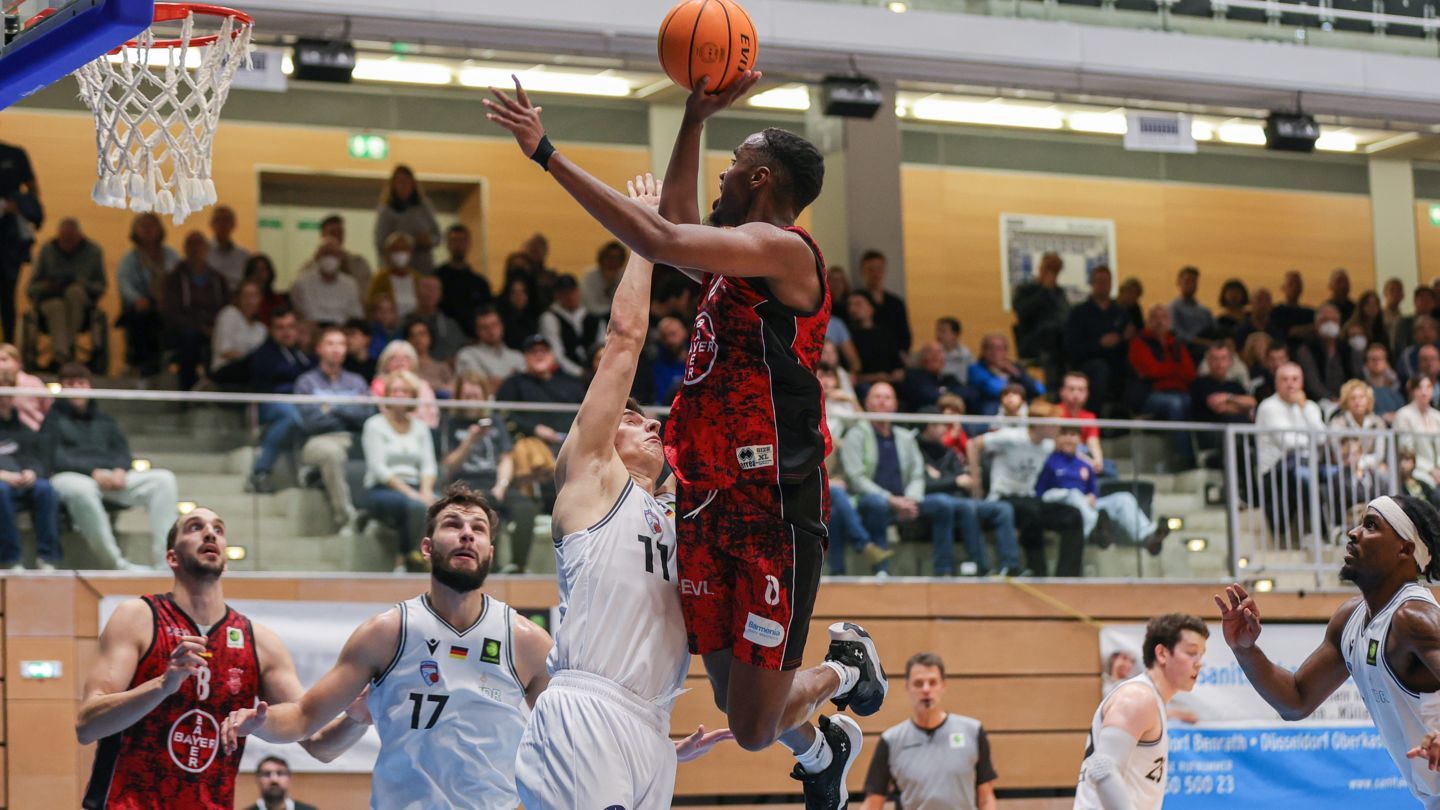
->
xmin=70 ymin=3 xmax=252 ymax=224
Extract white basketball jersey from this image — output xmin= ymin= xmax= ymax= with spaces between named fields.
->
xmin=1341 ymin=582 xmax=1440 ymax=807
xmin=367 ymin=593 xmax=529 ymax=810
xmin=548 ymin=480 xmax=689 ymax=706
xmin=1074 ymin=673 xmax=1170 ymax=810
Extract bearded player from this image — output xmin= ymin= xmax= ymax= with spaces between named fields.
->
xmin=76 ymin=507 xmax=367 ymax=809
xmin=221 ymin=484 xmax=553 ymax=809
xmin=1218 ymin=495 xmax=1440 ymax=808
xmin=487 ymin=74 xmax=887 ymax=808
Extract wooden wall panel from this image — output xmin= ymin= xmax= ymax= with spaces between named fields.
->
xmin=8 ymin=699 xmax=80 ymax=807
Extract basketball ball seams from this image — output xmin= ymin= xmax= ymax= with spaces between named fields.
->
xmin=658 ymin=0 xmax=757 ymax=93
xmin=658 ymin=5 xmax=679 ymax=76
xmin=686 ymin=0 xmax=710 ymax=92
xmin=717 ymin=0 xmax=733 ymax=92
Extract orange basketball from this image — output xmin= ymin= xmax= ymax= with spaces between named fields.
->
xmin=657 ymin=0 xmax=759 ymax=93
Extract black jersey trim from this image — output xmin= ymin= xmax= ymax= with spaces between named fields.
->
xmin=136 ymin=594 xmax=161 ymax=668
xmin=1379 ymin=595 xmax=1429 ymax=699
xmin=373 ymin=600 xmax=408 ymax=687
xmin=421 ymin=592 xmax=489 ymax=638
xmin=746 ymin=227 xmax=827 ymax=319
xmin=503 ymin=605 xmax=524 ymax=688
xmin=576 ymin=479 xmax=634 ymax=539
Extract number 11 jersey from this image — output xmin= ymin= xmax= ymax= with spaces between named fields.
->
xmin=548 ymin=480 xmax=690 ymax=706
xmin=367 ymin=593 xmax=528 ymax=810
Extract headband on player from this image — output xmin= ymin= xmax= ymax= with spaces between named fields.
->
xmin=1369 ymin=496 xmax=1432 ymax=574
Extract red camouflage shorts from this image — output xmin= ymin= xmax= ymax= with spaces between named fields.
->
xmin=676 ymin=468 xmax=829 ymax=671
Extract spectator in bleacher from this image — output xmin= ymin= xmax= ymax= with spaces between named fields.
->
xmin=209 ymin=279 xmax=267 ymax=384
xmin=1401 ymin=315 xmax=1440 ymax=385
xmin=827 ymin=266 xmax=853 ymax=326
xmin=821 ymin=340 xmax=859 ymax=404
xmin=649 ymin=315 xmax=689 ymax=406
xmin=580 ymin=240 xmax=626 ymax=318
xmin=1233 ymin=287 xmax=1284 ymax=349
xmin=255 ymin=756 xmax=318 ymax=810
xmin=434 ymin=224 xmax=492 ymax=338
xmin=1251 ymin=341 xmax=1290 ymax=401
xmin=496 ymin=335 xmax=586 ymax=454
xmin=1037 ymin=425 xmax=1168 ymax=555
xmin=0 ymin=346 xmax=45 ymax=434
xmin=1056 ymin=371 xmax=1109 ymax=474
xmin=1328 ymin=379 xmax=1387 ymax=470
xmin=847 ymin=291 xmax=905 ymax=389
xmin=1116 ymin=276 xmax=1145 ymax=333
xmin=1395 ymin=375 xmax=1440 ymax=490
xmin=403 ymin=318 xmax=454 ymax=398
xmin=839 ymin=382 xmax=966 ymax=576
xmin=163 ymin=231 xmax=231 ymax=391
xmin=967 ymin=400 xmax=1084 ymax=577
xmin=515 ymin=233 xmax=560 ymax=311
xmin=1395 ymin=286 xmax=1436 ymax=360
xmin=370 ymin=340 xmax=440 ymax=429
xmin=441 ymin=372 xmax=540 ymax=574
xmin=117 ymin=212 xmax=177 ymax=376
xmin=411 ymin=274 xmax=464 ymax=362
xmin=318 ymin=213 xmax=373 ymax=290
xmin=455 ymin=306 xmax=525 ymax=395
xmin=1064 ymin=264 xmax=1130 ymax=413
xmin=0 ymin=369 xmax=58 ymax=571
xmin=1272 ymin=270 xmax=1315 ymax=345
xmin=1190 ymin=342 xmax=1256 ymax=431
xmin=499 ymin=276 xmax=541 ymax=351
xmin=367 ymin=295 xmax=402 ymax=361
xmin=0 ymin=140 xmax=41 ymax=346
xmin=290 ymin=237 xmax=364 ymax=327
xmin=1384 ymin=277 xmax=1406 ymax=343
xmin=1127 ymin=304 xmax=1195 ymax=422
xmin=1011 ymin=251 xmax=1068 ymax=389
xmin=295 ymin=325 xmax=372 ymax=530
xmin=858 ymin=249 xmax=913 ymax=353
xmin=1196 ymin=334 xmax=1250 ymax=389
xmin=1239 ymin=332 xmax=1275 ymax=390
xmin=1253 ymin=362 xmax=1328 ymax=500
xmin=29 ymin=217 xmax=105 ymax=367
xmin=825 ymin=304 xmax=861 ymax=378
xmin=206 ymin=205 xmax=250 ymax=288
xmin=1362 ymin=342 xmax=1404 ymax=417
xmin=366 ymin=233 xmax=420 ymax=319
xmin=44 ymin=363 xmax=176 ymax=571
xmin=970 ymin=333 xmax=1043 ymax=417
xmin=363 ymin=369 xmax=437 ymax=573
xmin=995 ymin=383 xmax=1028 ymax=422
xmin=1168 ymin=265 xmax=1214 ymax=350
xmin=899 ymin=341 xmax=966 ymax=412
xmin=820 ymin=364 xmax=862 ymax=448
xmin=1325 ymin=267 xmax=1355 ymax=324
xmin=937 ymin=393 xmax=969 ymax=456
xmin=935 ymin=317 xmax=975 ymax=385
xmin=1295 ymin=304 xmax=1357 ymax=406
xmin=373 ymin=165 xmax=439 ymax=274
xmin=342 ymin=317 xmax=377 ymax=381
xmin=1214 ymin=278 xmax=1250 ymax=343
xmin=539 ymin=274 xmax=602 ymax=379
xmin=1345 ymin=290 xmax=1388 ymax=353
xmin=651 ymin=273 xmax=698 ymax=330
xmin=245 ymin=307 xmax=313 ymax=495
xmin=916 ymin=408 xmax=1021 ymax=576
xmin=242 ymin=254 xmax=286 ymax=325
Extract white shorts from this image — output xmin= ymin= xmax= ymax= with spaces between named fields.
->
xmin=515 ymin=670 xmax=678 ymax=810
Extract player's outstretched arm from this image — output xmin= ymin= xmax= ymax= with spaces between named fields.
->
xmin=484 ymin=79 xmax=814 ymax=285
xmin=77 ymin=599 xmax=207 ymax=744
xmin=221 ymin=609 xmax=398 ymax=754
xmin=512 ymin=612 xmax=555 ymax=709
xmin=1084 ymin=683 xmax=1157 ymax=810
xmin=251 ymin=623 xmax=371 ymax=763
xmin=675 ymin=724 xmax=735 ymax=763
xmin=1214 ymin=584 xmax=1352 ymax=720
xmin=1394 ymin=601 xmax=1440 ymax=771
xmin=659 ymin=72 xmax=761 ymax=226
xmin=555 ymin=174 xmax=660 ymax=496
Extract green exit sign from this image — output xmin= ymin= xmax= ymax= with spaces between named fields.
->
xmin=348 ymin=133 xmax=389 ymax=161
xmin=1431 ymin=203 xmax=1440 ymax=226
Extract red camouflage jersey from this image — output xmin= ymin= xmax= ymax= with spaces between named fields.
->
xmin=84 ymin=593 xmax=260 ymax=810
xmin=664 ymin=225 xmax=832 ymax=489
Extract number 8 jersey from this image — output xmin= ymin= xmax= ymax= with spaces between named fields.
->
xmin=367 ymin=593 xmax=529 ymax=810
xmin=547 ymin=481 xmax=690 ymax=706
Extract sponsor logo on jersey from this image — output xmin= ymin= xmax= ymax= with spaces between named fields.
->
xmin=481 ymin=638 xmax=503 ymax=665
xmin=425 ymin=638 xmax=440 ymax=654
xmin=448 ymin=645 xmax=468 ymax=660
xmin=949 ymin=732 xmax=966 ymax=748
xmin=420 ymin=659 xmax=440 ymax=685
xmin=168 ymin=708 xmax=220 ymax=773
xmin=643 ymin=507 xmax=664 ymax=535
xmin=226 ymin=627 xmax=244 ymax=649
xmin=226 ymin=667 xmax=244 ymax=694
xmin=681 ymin=578 xmax=712 ymax=596
xmin=736 ymin=444 xmax=775 ymax=471
xmin=1367 ymin=638 xmax=1379 ymax=666
xmin=683 ymin=312 xmax=718 ymax=385
xmin=743 ymin=612 xmax=785 ymax=648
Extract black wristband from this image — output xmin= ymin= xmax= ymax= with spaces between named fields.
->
xmin=530 ymin=135 xmax=555 ymax=171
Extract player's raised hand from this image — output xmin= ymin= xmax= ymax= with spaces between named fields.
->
xmin=220 ymin=701 xmax=268 ymax=755
xmin=482 ymin=76 xmax=545 ymax=158
xmin=675 ymin=724 xmax=735 ymax=763
xmin=161 ymin=635 xmax=209 ymax=695
xmin=684 ymin=71 xmax=762 ymax=122
xmin=1214 ymin=584 xmax=1263 ymax=649
xmin=627 ymin=173 xmax=663 ymax=210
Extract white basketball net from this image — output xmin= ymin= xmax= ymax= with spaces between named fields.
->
xmin=74 ymin=10 xmax=252 ymax=225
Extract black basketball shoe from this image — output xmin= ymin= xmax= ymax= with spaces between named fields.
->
xmin=790 ymin=714 xmax=863 ymax=809
xmin=825 ymin=621 xmax=887 ymax=716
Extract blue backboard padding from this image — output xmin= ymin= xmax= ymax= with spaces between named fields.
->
xmin=0 ymin=0 xmax=155 ymax=110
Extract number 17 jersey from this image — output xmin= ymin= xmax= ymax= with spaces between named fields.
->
xmin=548 ymin=480 xmax=690 ymax=706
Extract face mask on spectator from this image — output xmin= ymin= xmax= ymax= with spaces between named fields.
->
xmin=318 ymin=255 xmax=341 ymax=274
xmin=390 ymin=251 xmax=412 ymax=269
xmin=1348 ymin=335 xmax=1368 ymax=352
xmin=1318 ymin=321 xmax=1341 ymax=339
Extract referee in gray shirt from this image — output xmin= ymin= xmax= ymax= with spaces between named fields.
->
xmin=863 ymin=652 xmax=998 ymax=810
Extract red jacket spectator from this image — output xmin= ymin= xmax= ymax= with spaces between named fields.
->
xmin=1128 ymin=317 xmax=1196 ymax=393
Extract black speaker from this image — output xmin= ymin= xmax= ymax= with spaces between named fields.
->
xmin=820 ymin=76 xmax=883 ymax=119
xmin=1265 ymin=113 xmax=1319 ymax=153
xmin=292 ymin=39 xmax=356 ymax=83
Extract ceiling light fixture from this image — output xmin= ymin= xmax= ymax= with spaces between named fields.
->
xmin=1067 ymin=111 xmax=1127 ymax=135
xmin=351 ymin=57 xmax=452 ymax=86
xmin=909 ymin=98 xmax=1064 ymax=130
xmin=886 ymin=1 xmax=910 ymax=11
xmin=748 ymin=85 xmax=811 ymax=111
xmin=1190 ymin=121 xmax=1215 ymax=141
xmin=1315 ymin=130 xmax=1358 ymax=152
xmin=457 ymin=67 xmax=631 ymax=97
xmin=1217 ymin=122 xmax=1267 ymax=146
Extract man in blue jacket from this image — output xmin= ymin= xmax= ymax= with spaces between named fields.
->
xmin=245 ymin=307 xmax=315 ymax=493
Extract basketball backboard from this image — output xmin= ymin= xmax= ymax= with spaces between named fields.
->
xmin=0 ymin=0 xmax=154 ymax=109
